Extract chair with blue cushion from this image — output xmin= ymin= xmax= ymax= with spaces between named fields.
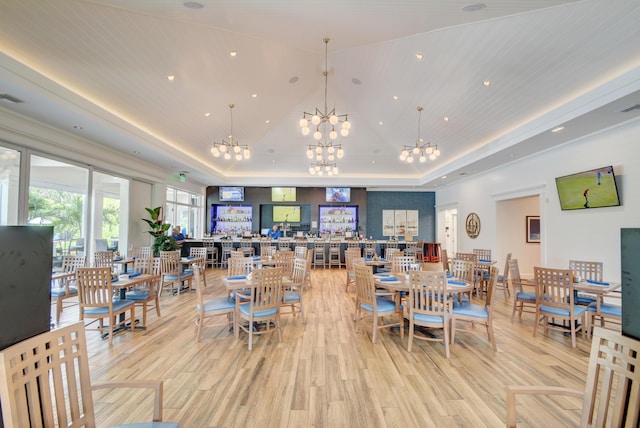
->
xmin=449 ymin=259 xmax=474 ymax=303
xmin=586 ymin=298 xmax=621 ymax=337
xmin=0 ymin=321 xmax=177 ymax=427
xmin=353 ymin=264 xmax=403 ymax=344
xmin=569 ymin=260 xmax=603 ymax=306
xmin=508 ymin=258 xmax=536 ymax=321
xmin=344 ymin=247 xmax=362 ymax=292
xmin=194 ymin=265 xmax=235 ymax=342
xmin=125 ymin=257 xmax=162 ymax=327
xmin=281 ymin=257 xmax=307 ymax=322
xmin=533 ymin=266 xmax=586 ymax=348
xmin=451 ymin=266 xmax=498 ymax=351
xmin=493 ymin=252 xmax=511 ymax=298
xmin=76 ymin=267 xmax=135 ymax=346
xmin=160 ymin=250 xmax=193 ymax=296
xmin=406 ymin=270 xmax=451 ymax=357
xmin=235 ymin=267 xmax=284 ymax=350
xmin=51 ymin=254 xmax=85 ymax=323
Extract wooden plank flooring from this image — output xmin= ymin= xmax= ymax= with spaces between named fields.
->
xmin=53 ymin=267 xmax=600 ymax=427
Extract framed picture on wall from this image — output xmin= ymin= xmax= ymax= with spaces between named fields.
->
xmin=526 ymin=216 xmax=540 ymax=243
xmin=406 ymin=210 xmax=419 ymax=236
xmin=382 ymin=210 xmax=395 ymax=236
xmin=394 ymin=210 xmax=407 ymax=236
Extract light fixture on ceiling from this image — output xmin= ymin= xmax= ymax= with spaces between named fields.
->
xmin=399 ymin=106 xmax=440 ymax=163
xmin=306 ymin=141 xmax=343 ymax=162
xmin=210 ymin=104 xmax=250 ymax=161
xmin=308 ymin=160 xmax=339 ymax=176
xmin=298 ymin=38 xmax=351 ymax=141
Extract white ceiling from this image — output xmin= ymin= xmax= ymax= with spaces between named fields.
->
xmin=1 ymin=0 xmax=639 ymax=189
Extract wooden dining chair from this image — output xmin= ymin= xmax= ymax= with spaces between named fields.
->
xmin=0 ymin=322 xmax=177 ymax=427
xmin=76 ymin=267 xmax=135 ymax=346
xmin=188 ymin=246 xmax=209 ymax=286
xmin=472 ymin=248 xmax=491 ymax=261
xmin=569 ymin=259 xmax=603 ymax=305
xmin=125 ymin=257 xmax=162 ymax=327
xmin=132 ymin=246 xmax=152 ymax=259
xmin=494 ymin=252 xmax=512 ymax=297
xmin=391 ymin=255 xmax=417 ymax=275
xmin=406 ymin=270 xmax=451 ymax=358
xmin=51 ymin=254 xmax=85 ymax=323
xmin=275 ymin=250 xmax=295 ymax=278
xmin=282 ymin=257 xmax=307 ymax=322
xmin=235 ymin=267 xmax=284 ymax=351
xmin=441 ymin=248 xmax=450 ymax=273
xmin=313 ymin=239 xmax=326 ymax=268
xmin=364 ymin=240 xmax=377 ymax=259
xmin=449 ymin=259 xmax=475 ymax=303
xmin=94 ymin=250 xmax=114 ymax=269
xmin=194 ymin=265 xmax=235 ymax=342
xmin=353 ymin=264 xmax=403 ymax=344
xmin=451 ymin=266 xmax=498 ymax=351
xmin=508 ymin=258 xmax=536 ymax=321
xmin=533 ymin=266 xmax=586 ymax=348
xmin=160 ymin=250 xmax=193 ymax=296
xmin=506 ymin=327 xmax=640 ymax=427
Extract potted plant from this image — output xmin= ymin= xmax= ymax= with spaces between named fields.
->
xmin=142 ymin=207 xmax=179 ymax=256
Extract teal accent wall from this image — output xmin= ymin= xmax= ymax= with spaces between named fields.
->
xmin=365 ymin=191 xmax=436 ymax=241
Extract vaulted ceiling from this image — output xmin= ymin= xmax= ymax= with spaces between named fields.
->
xmin=1 ymin=0 xmax=639 ymax=189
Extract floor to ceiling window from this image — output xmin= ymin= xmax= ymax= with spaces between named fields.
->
xmin=166 ymin=186 xmax=202 ymax=239
xmin=0 ymin=145 xmax=20 ymax=225
xmin=29 ymin=155 xmax=89 ymax=264
xmin=92 ymin=171 xmax=129 ymax=256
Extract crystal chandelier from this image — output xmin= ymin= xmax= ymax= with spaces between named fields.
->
xmin=399 ymin=106 xmax=440 ymax=163
xmin=308 ymin=160 xmax=339 ymax=176
xmin=210 ymin=104 xmax=250 ymax=160
xmin=299 ymin=38 xmax=350 ymax=165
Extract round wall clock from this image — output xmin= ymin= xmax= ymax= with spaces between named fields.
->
xmin=465 ymin=212 xmax=481 ymax=239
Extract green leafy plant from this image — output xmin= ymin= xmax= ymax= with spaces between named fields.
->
xmin=143 ymin=207 xmax=179 ymax=256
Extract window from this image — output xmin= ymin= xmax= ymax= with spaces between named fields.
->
xmin=166 ymin=187 xmax=202 ymax=239
xmin=0 ymin=146 xmax=20 ymax=225
xmin=92 ymin=171 xmax=129 ymax=255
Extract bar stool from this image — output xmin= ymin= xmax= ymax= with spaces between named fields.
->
xmin=313 ymin=239 xmax=326 ymax=269
xmin=203 ymin=238 xmax=218 ymax=268
xmin=220 ymin=240 xmax=234 ymax=268
xmin=241 ymin=238 xmax=255 ymax=257
xmin=328 ymin=240 xmax=341 ymax=269
xmin=364 ymin=240 xmax=377 ymax=258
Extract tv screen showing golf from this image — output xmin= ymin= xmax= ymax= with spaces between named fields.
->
xmin=272 ymin=187 xmax=296 ymax=202
xmin=555 ymin=166 xmax=620 ymax=210
xmin=273 ymin=206 xmax=301 ymax=222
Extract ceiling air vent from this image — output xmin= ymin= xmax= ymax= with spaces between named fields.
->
xmin=0 ymin=93 xmax=24 ymax=104
xmin=620 ymin=104 xmax=640 ymax=113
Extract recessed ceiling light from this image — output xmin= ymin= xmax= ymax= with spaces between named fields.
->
xmin=483 ymin=80 xmax=491 ymax=86
xmin=204 ymin=112 xmax=210 ymax=117
xmin=265 ymin=120 xmax=270 ymax=124
xmin=393 ymin=95 xmax=398 ymax=100
xmin=230 ymin=50 xmax=237 ymax=57
xmin=462 ymin=3 xmax=486 ymax=12
xmin=289 ymin=76 xmax=299 ymax=84
xmin=378 ymin=121 xmax=383 ymax=126
xmin=183 ymin=2 xmax=204 ymax=9
xmin=272 ymin=159 xmax=276 ymax=163
xmin=443 ymin=116 xmax=449 ymax=122
xmin=551 ymin=126 xmax=565 ymax=133
xmin=167 ymin=75 xmax=175 ymax=81
xmin=252 ymin=93 xmax=257 ymax=98
xmin=416 ymin=53 xmax=423 ymax=60
xmin=441 ymin=176 xmax=447 ymax=179
xmin=372 ymin=160 xmax=376 ymax=164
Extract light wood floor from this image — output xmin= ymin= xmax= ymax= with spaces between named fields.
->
xmin=54 ymin=267 xmax=602 ymax=427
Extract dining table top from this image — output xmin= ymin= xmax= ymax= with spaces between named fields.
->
xmin=373 ymin=272 xmax=474 ymax=294
xmin=222 ymin=274 xmax=292 ymax=290
xmin=110 ymin=273 xmax=160 ymax=289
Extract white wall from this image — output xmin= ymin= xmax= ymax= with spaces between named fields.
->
xmin=436 ymin=119 xmax=640 ymax=282
xmin=496 ymin=196 xmax=539 ymax=276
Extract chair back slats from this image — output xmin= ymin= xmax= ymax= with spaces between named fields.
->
xmin=534 ymin=267 xmax=573 ymax=309
xmin=275 ymin=251 xmax=295 ymax=277
xmin=76 ymin=267 xmax=114 ymax=307
xmin=228 ymin=257 xmax=254 ymax=276
xmin=0 ymin=322 xmax=95 ymax=427
xmin=291 ymin=257 xmax=306 ymax=290
xmin=132 ymin=246 xmax=152 ymax=259
xmin=160 ymin=250 xmax=181 ymax=276
xmin=507 ymin=259 xmax=524 ymax=294
xmin=581 ymin=327 xmax=640 ymax=427
xmin=449 ymin=259 xmax=474 ymax=282
xmin=354 ymin=264 xmax=376 ymax=308
xmin=569 ymin=260 xmax=603 ymax=282
xmin=62 ymin=255 xmax=86 ymax=273
xmin=408 ymin=270 xmax=449 ymax=316
xmin=385 ymin=247 xmax=403 ymax=261
xmin=391 ymin=255 xmax=417 ymax=274
xmin=473 ymin=249 xmax=491 ymax=261
xmin=94 ymin=250 xmax=114 ymax=268
xmin=455 ymin=252 xmax=478 ymax=262
xmin=250 ymin=268 xmax=283 ymax=312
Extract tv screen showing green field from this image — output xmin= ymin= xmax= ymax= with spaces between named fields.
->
xmin=273 ymin=206 xmax=300 ymax=222
xmin=555 ymin=166 xmax=620 ymax=210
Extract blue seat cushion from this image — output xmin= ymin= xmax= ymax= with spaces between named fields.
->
xmin=452 ymin=302 xmax=488 ymax=319
xmin=51 ymin=286 xmax=78 ymax=298
xmin=587 ymin=302 xmax=621 ymax=317
xmin=539 ymin=304 xmax=586 ymax=317
xmin=125 ymin=290 xmax=150 ymax=300
xmin=238 ymin=303 xmax=278 ymax=318
xmin=84 ymin=299 xmax=135 ymax=315
xmin=284 ymin=291 xmax=301 ymax=302
xmin=413 ymin=312 xmax=446 ymax=325
xmin=575 ymin=293 xmax=597 ymax=305
xmin=516 ymin=291 xmax=536 ymax=301
xmin=360 ymin=297 xmax=397 ymax=314
xmin=198 ymin=297 xmax=235 ymax=313
xmin=164 ymin=272 xmax=193 ymax=281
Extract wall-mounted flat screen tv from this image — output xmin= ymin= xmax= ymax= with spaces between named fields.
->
xmin=272 ymin=187 xmax=296 ymax=202
xmin=219 ymin=186 xmax=244 ymax=202
xmin=326 ymin=187 xmax=351 ymax=202
xmin=273 ymin=206 xmax=301 ymax=222
xmin=555 ymin=166 xmax=620 ymax=210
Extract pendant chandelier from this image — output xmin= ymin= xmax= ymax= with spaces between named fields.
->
xmin=299 ymin=38 xmax=350 ymax=171
xmin=308 ymin=160 xmax=339 ymax=176
xmin=210 ymin=104 xmax=250 ymax=160
xmin=399 ymin=106 xmax=440 ymax=163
